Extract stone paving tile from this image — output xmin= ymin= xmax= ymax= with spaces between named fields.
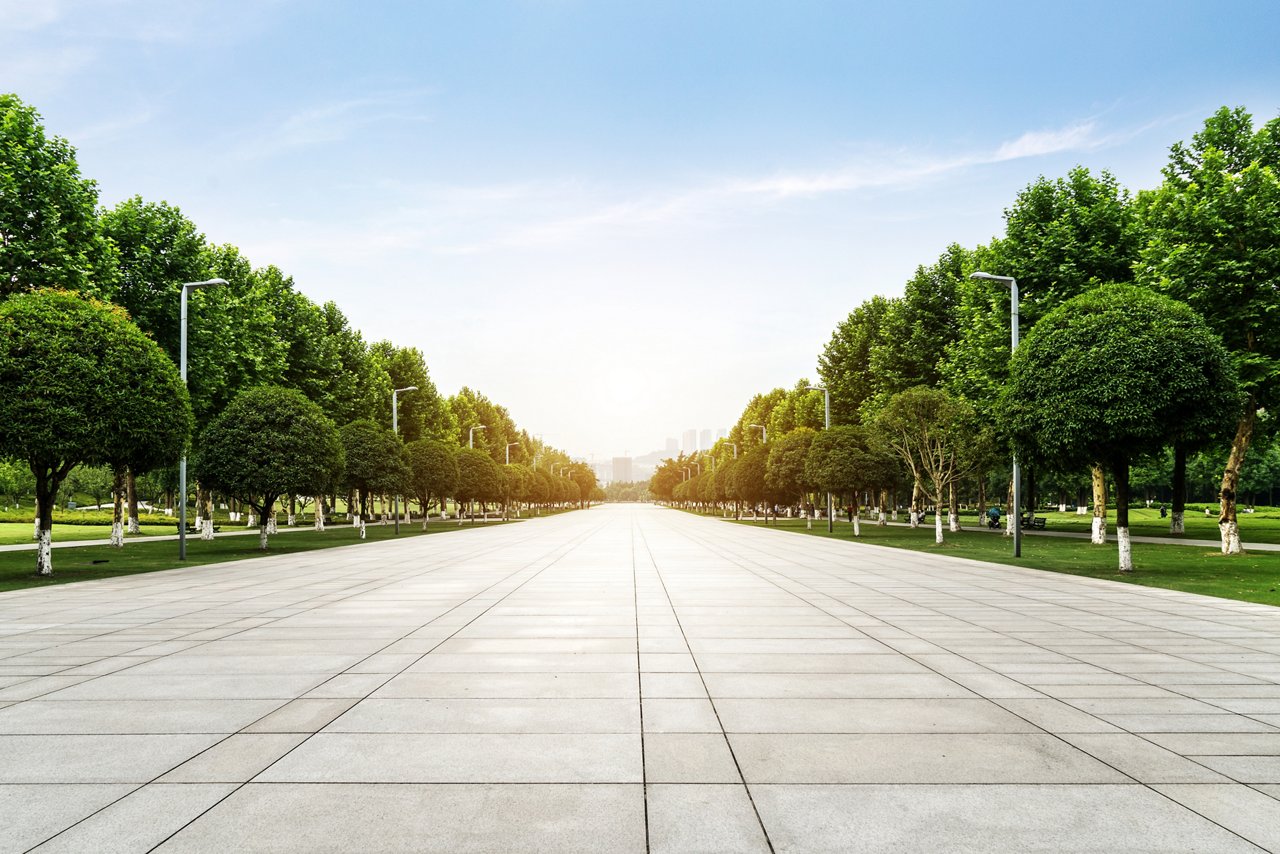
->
xmin=749 ymin=785 xmax=1265 ymax=853
xmin=29 ymin=783 xmax=236 ymax=854
xmin=0 ymin=784 xmax=135 ymax=853
xmin=155 ymin=783 xmax=646 ymax=853
xmin=3 ymin=504 xmax=1280 ymax=850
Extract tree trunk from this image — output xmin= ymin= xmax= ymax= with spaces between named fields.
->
xmin=288 ymin=496 xmax=296 ymax=527
xmin=315 ymin=497 xmax=326 ymax=531
xmin=110 ymin=466 xmax=125 ymax=548
xmin=201 ymin=491 xmax=215 ymax=540
xmin=1115 ymin=458 xmax=1133 ymax=572
xmin=1171 ymin=444 xmax=1187 ymax=535
xmin=909 ymin=481 xmax=922 ymax=528
xmin=1005 ymin=476 xmax=1015 ymax=538
xmin=259 ymin=524 xmax=270 ymax=550
xmin=1091 ymin=465 xmax=1107 ymax=545
xmin=34 ymin=467 xmax=61 ymax=576
xmin=975 ymin=477 xmax=986 ymax=521
xmin=851 ymin=494 xmax=861 ymax=537
xmin=126 ymin=469 xmax=140 ymax=534
xmin=1219 ymin=401 xmax=1256 ymax=555
xmin=934 ymin=486 xmax=945 ymax=544
xmin=948 ymin=481 xmax=960 ymax=533
xmin=877 ymin=489 xmax=888 ymax=525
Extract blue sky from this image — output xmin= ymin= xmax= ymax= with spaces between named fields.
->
xmin=5 ymin=0 xmax=1278 ymax=459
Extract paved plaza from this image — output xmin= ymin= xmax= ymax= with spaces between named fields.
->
xmin=1 ymin=504 xmax=1280 ymax=852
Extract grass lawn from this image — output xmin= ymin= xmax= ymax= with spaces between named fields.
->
xmin=0 ymin=522 xmax=177 ymax=546
xmin=0 ymin=518 xmax=511 ymax=593
xmin=1015 ymin=506 xmax=1280 ymax=544
xmin=723 ymin=515 xmax=1280 ymax=608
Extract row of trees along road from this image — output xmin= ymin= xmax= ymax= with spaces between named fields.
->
xmin=651 ymin=106 xmax=1278 ymax=572
xmin=0 ymin=93 xmax=599 ymax=575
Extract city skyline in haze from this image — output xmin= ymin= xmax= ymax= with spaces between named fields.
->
xmin=5 ymin=1 xmax=1277 ymax=459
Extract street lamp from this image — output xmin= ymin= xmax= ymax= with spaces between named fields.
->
xmin=391 ymin=385 xmax=417 ymax=535
xmin=504 ymin=442 xmax=521 ymax=519
xmin=750 ymin=423 xmax=767 ymax=443
xmin=505 ymin=442 xmax=521 ymax=465
xmin=469 ymin=425 xmax=486 ymax=448
xmin=178 ymin=278 xmax=227 ymax=560
xmin=805 ymin=384 xmax=834 ymax=532
xmin=971 ymin=271 xmax=1021 ymax=558
xmin=728 ymin=442 xmax=738 ymax=459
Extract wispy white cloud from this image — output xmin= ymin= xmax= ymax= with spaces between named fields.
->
xmin=224 ymin=91 xmax=433 ymax=161
xmin=236 ymin=116 xmax=1121 ymax=264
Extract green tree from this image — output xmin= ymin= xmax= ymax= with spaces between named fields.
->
xmin=339 ymin=419 xmax=408 ymax=520
xmin=765 ymin=428 xmax=817 ymax=520
xmin=0 ymin=290 xmax=192 ymax=573
xmin=371 ymin=342 xmax=455 ymax=442
xmin=455 ymin=447 xmax=503 ymax=521
xmin=1137 ymin=106 xmax=1280 ymax=553
xmin=804 ymin=424 xmax=896 ymax=536
xmin=0 ymin=459 xmax=34 ymax=508
xmin=1003 ymin=285 xmax=1238 ymax=570
xmin=730 ymin=445 xmax=769 ymax=521
xmin=194 ymin=386 xmax=343 ymax=550
xmin=405 ymin=439 xmax=458 ymax=526
xmin=873 ymin=386 xmax=974 ymax=545
xmin=0 ymin=95 xmax=115 ymax=297
xmin=818 ymin=296 xmax=893 ymax=424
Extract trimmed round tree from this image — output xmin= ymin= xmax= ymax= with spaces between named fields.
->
xmin=405 ymin=439 xmax=458 ymax=526
xmin=194 ymin=386 xmax=343 ymax=550
xmin=765 ymin=428 xmax=817 ymax=523
xmin=1004 ymin=285 xmax=1238 ymax=571
xmin=804 ymin=424 xmax=896 ymax=537
xmin=455 ymin=447 xmax=503 ymax=522
xmin=0 ymin=290 xmax=191 ymax=575
xmin=339 ymin=419 xmax=408 ymax=520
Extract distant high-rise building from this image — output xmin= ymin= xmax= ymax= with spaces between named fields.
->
xmin=612 ymin=457 xmax=633 ymax=483
xmin=665 ymin=437 xmax=678 ymax=455
xmin=681 ymin=429 xmax=697 ymax=455
xmin=699 ymin=429 xmax=712 ymax=451
xmin=716 ymin=428 xmax=728 ymax=441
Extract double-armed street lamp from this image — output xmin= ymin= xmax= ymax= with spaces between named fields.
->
xmin=391 ymin=386 xmax=417 ymax=535
xmin=469 ymin=425 xmax=486 ymax=449
xmin=970 ymin=271 xmax=1021 ymax=558
xmin=178 ymin=278 xmax=227 ymax=560
xmin=805 ymin=384 xmax=834 ymax=532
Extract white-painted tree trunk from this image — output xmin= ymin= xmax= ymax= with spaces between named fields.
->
xmin=195 ymin=513 xmax=203 ymax=529
xmin=110 ymin=521 xmax=124 ymax=547
xmin=36 ymin=528 xmax=52 ymax=575
xmin=360 ymin=519 xmax=367 ymax=539
xmin=259 ymin=527 xmax=269 ymax=550
xmin=287 ymin=514 xmax=296 ymax=527
xmin=352 ymin=515 xmax=360 ymax=528
xmin=935 ymin=511 xmax=944 ymax=544
xmin=1005 ymin=512 xmax=1015 ymax=538
xmin=127 ymin=517 xmax=140 ymax=534
xmin=1170 ymin=511 xmax=1185 ymax=535
xmin=315 ymin=501 xmax=325 ymax=532
xmin=948 ymin=511 xmax=959 ymax=533
xmin=877 ymin=509 xmax=886 ymax=526
xmin=201 ymin=519 xmax=214 ymax=540
xmin=33 ymin=518 xmax=39 ymax=540
xmin=1058 ymin=503 xmax=1067 ymax=513
xmin=1221 ymin=520 xmax=1242 ymax=555
xmin=246 ymin=513 xmax=256 ymax=528
xmin=1117 ymin=526 xmax=1133 ymax=572
xmin=1076 ymin=505 xmax=1087 ymax=515
xmin=853 ymin=515 xmax=861 ymax=537
xmin=266 ymin=513 xmax=278 ymax=535
xmin=1091 ymin=516 xmax=1106 ymax=545
xmin=909 ymin=510 xmax=920 ymax=528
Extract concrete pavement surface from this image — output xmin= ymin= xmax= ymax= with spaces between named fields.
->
xmin=1 ymin=503 xmax=1279 ymax=852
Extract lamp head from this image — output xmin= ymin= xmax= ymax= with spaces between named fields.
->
xmin=184 ymin=278 xmax=227 ymax=290
xmin=970 ymin=271 xmax=1015 ymax=286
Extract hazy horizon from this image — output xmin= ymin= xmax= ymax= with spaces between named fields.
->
xmin=6 ymin=0 xmax=1277 ymax=459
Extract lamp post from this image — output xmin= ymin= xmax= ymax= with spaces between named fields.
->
xmin=505 ymin=442 xmax=520 ymax=465
xmin=750 ymin=423 xmax=767 ymax=443
xmin=391 ymin=386 xmax=417 ymax=535
xmin=469 ymin=425 xmax=486 ymax=448
xmin=178 ymin=278 xmax=226 ymax=560
xmin=729 ymin=442 xmax=738 ymax=459
xmin=805 ymin=384 xmax=834 ymax=532
xmin=971 ymin=271 xmax=1021 ymax=558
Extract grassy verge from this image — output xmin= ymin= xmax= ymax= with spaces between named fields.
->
xmin=0 ymin=522 xmax=178 ymax=546
xmin=0 ymin=519 xmax=512 ymax=593
xmin=721 ymin=514 xmax=1280 ymax=608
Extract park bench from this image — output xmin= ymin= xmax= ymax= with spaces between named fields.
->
xmin=1020 ymin=515 xmax=1047 ymax=530
xmin=176 ymin=522 xmax=221 ymax=534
